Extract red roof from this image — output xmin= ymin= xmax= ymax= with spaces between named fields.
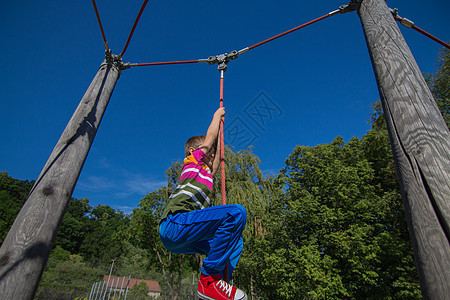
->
xmin=103 ymin=275 xmax=161 ymax=293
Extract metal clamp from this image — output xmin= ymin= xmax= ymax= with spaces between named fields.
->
xmin=390 ymin=8 xmax=414 ymax=28
xmin=207 ymin=50 xmax=239 ymax=71
xmin=101 ymin=50 xmax=131 ymax=72
xmin=338 ymin=0 xmax=361 ymax=14
xmin=328 ymin=0 xmax=362 ymax=16
xmin=390 ymin=8 xmax=399 ymax=17
xmin=338 ymin=4 xmax=355 ymax=14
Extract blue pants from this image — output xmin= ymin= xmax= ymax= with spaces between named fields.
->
xmin=159 ymin=204 xmax=247 ymax=281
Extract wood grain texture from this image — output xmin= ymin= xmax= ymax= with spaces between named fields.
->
xmin=0 ymin=63 xmax=120 ymax=299
xmin=357 ymin=0 xmax=450 ymax=298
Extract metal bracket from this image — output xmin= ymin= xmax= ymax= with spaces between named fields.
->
xmin=101 ymin=50 xmax=131 ymax=73
xmin=390 ymin=8 xmax=399 ymax=17
xmin=390 ymin=8 xmax=414 ymax=28
xmin=338 ymin=4 xmax=355 ymax=14
xmin=338 ymin=0 xmax=361 ymax=14
xmin=328 ymin=0 xmax=362 ymax=16
xmin=342 ymin=0 xmax=364 ymax=13
xmin=400 ymin=17 xmax=414 ymax=28
xmin=207 ymin=50 xmax=239 ymax=71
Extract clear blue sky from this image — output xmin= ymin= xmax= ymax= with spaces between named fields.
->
xmin=1 ymin=0 xmax=448 ymax=214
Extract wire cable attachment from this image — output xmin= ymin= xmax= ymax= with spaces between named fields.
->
xmin=91 ymin=0 xmax=151 ymax=73
xmin=329 ymin=0 xmax=362 ymax=16
xmin=100 ymin=53 xmax=132 ymax=75
xmin=390 ymin=8 xmax=450 ymax=49
xmin=129 ymin=59 xmax=208 ymax=67
xmin=207 ymin=51 xmax=239 ymax=71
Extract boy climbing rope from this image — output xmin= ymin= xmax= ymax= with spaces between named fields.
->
xmin=159 ymin=107 xmax=248 ymax=300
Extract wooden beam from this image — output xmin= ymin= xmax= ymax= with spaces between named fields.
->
xmin=357 ymin=0 xmax=450 ymax=298
xmin=0 ymin=61 xmax=120 ymax=299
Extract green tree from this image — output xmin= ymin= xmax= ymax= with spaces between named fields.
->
xmin=54 ymin=197 xmax=91 ymax=254
xmin=129 ymin=281 xmax=150 ymax=300
xmin=0 ymin=172 xmax=33 ymax=244
xmin=269 ymin=137 xmax=375 ymax=299
xmin=79 ymin=205 xmax=130 ymax=265
xmin=115 ymin=240 xmax=157 ymax=280
xmin=36 ymin=246 xmax=103 ymax=300
xmin=264 ymin=119 xmax=421 ymax=298
xmin=219 ymin=146 xmax=282 ymax=298
xmin=130 ymin=162 xmax=191 ymax=300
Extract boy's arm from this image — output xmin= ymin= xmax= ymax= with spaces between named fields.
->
xmin=211 ymin=131 xmax=221 ymax=176
xmin=200 ymin=107 xmax=225 ymax=154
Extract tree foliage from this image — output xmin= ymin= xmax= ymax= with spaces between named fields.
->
xmin=0 ymin=171 xmax=33 ymax=244
xmin=129 ymin=161 xmax=197 ymax=299
xmin=129 ymin=281 xmax=151 ymax=300
xmin=54 ymin=197 xmax=91 ymax=254
xmin=36 ymin=246 xmax=103 ymax=300
xmin=267 ymin=131 xmax=421 ymax=299
xmin=79 ymin=204 xmax=130 ymax=265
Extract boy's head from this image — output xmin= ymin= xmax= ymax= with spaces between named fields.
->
xmin=185 ymin=136 xmax=204 ymax=157
xmin=185 ymin=135 xmax=217 ymax=158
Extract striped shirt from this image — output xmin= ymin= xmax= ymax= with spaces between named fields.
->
xmin=161 ymin=149 xmax=213 ymax=221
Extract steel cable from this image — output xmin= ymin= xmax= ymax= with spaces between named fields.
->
xmin=120 ymin=0 xmax=150 ymax=57
xmin=91 ymin=0 xmax=109 ymax=51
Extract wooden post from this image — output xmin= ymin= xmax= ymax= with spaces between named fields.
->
xmin=357 ymin=0 xmax=450 ymax=298
xmin=0 ymin=60 xmax=121 ymax=299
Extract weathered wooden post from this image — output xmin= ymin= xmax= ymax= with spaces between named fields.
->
xmin=0 ymin=54 xmax=124 ymax=299
xmin=356 ymin=0 xmax=450 ymax=298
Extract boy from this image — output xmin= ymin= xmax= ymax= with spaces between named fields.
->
xmin=159 ymin=107 xmax=248 ymax=300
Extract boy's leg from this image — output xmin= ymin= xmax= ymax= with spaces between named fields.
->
xmin=225 ymin=236 xmax=243 ymax=281
xmin=159 ymin=204 xmax=247 ymax=277
xmin=160 ymin=205 xmax=248 ymax=300
xmin=200 ymin=204 xmax=246 ymax=278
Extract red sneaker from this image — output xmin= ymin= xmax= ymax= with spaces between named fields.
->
xmin=198 ymin=274 xmax=247 ymax=300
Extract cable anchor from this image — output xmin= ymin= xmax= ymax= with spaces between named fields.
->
xmin=101 ymin=50 xmax=131 ymax=74
xmin=337 ymin=4 xmax=354 ymax=14
xmin=207 ymin=50 xmax=239 ymax=71
xmin=329 ymin=0 xmax=362 ymax=16
xmin=390 ymin=8 xmax=414 ymax=28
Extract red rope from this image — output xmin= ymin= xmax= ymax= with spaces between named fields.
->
xmin=130 ymin=11 xmax=335 ymax=67
xmin=411 ymin=25 xmax=450 ymax=50
xmin=248 ymin=13 xmax=331 ymax=50
xmin=219 ymin=71 xmax=226 ymax=206
xmin=219 ymin=70 xmax=229 ymax=282
xmin=91 ymin=0 xmax=109 ymax=51
xmin=120 ymin=0 xmax=150 ymax=57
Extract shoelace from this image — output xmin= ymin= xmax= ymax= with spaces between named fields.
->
xmin=216 ymin=279 xmax=233 ymax=297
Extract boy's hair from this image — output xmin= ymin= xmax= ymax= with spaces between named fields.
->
xmin=185 ymin=136 xmax=205 ymax=157
xmin=185 ymin=135 xmax=218 ymax=157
